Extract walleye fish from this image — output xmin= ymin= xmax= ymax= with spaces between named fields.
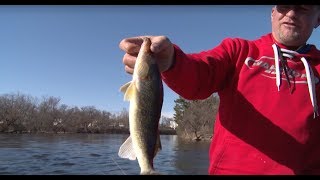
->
xmin=118 ymin=37 xmax=163 ymax=175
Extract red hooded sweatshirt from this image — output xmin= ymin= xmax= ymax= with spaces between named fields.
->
xmin=161 ymin=33 xmax=320 ymax=175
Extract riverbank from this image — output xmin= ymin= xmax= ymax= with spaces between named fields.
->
xmin=1 ymin=127 xmax=177 ymax=135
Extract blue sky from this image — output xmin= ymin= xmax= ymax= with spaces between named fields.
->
xmin=1 ymin=5 xmax=320 ymax=118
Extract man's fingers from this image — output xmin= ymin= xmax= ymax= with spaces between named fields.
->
xmin=125 ymin=65 xmax=134 ymax=74
xmin=150 ymin=36 xmax=170 ymax=53
xmin=119 ymin=37 xmax=144 ymax=54
xmin=120 ymin=35 xmax=173 ymax=74
xmin=123 ymin=53 xmax=136 ymax=69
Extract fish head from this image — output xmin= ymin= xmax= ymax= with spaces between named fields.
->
xmin=133 ymin=37 xmax=157 ymax=81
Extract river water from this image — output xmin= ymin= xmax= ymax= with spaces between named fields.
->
xmin=0 ymin=133 xmax=210 ymax=175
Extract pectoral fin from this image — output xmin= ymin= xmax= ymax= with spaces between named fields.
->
xmin=118 ymin=136 xmax=136 ymax=160
xmin=119 ymin=81 xmax=131 ymax=93
xmin=119 ymin=81 xmax=136 ymax=101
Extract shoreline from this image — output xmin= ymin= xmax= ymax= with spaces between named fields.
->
xmin=0 ymin=128 xmax=177 ymax=135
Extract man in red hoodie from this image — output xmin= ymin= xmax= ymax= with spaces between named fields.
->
xmin=119 ymin=5 xmax=320 ymax=175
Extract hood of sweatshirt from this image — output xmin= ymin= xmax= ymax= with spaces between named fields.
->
xmin=261 ymin=34 xmax=320 ymax=118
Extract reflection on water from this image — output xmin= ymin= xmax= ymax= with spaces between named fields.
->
xmin=0 ymin=133 xmax=210 ymax=175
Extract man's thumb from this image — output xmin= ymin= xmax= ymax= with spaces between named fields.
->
xmin=150 ymin=42 xmax=161 ymax=53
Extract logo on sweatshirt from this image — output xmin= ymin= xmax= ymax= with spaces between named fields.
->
xmin=244 ymin=56 xmax=319 ymax=84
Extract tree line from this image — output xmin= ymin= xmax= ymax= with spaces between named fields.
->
xmin=0 ymin=92 xmax=220 ymax=141
xmin=0 ymin=93 xmax=174 ymax=134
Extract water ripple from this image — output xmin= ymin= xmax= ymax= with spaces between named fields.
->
xmin=0 ymin=134 xmax=210 ymax=175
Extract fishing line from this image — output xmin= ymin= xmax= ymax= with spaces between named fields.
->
xmin=111 ymin=156 xmax=127 ymax=175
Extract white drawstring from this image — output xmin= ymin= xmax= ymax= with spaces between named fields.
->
xmin=272 ymin=44 xmax=319 ymax=118
xmin=300 ymin=57 xmax=319 ymax=118
xmin=272 ymin=44 xmax=281 ymax=91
